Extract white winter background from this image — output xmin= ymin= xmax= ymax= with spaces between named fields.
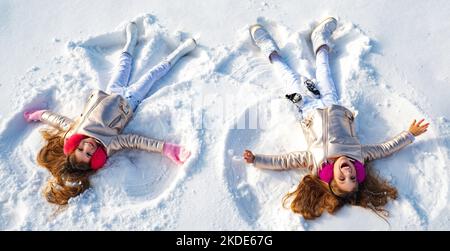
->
xmin=0 ymin=0 xmax=449 ymax=230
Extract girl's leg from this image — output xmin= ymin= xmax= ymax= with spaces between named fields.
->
xmin=106 ymin=52 xmax=133 ymax=95
xmin=124 ymin=39 xmax=197 ymax=111
xmin=106 ymin=22 xmax=138 ymax=95
xmin=248 ymin=25 xmax=320 ymax=100
xmin=124 ymin=61 xmax=171 ymax=111
xmin=270 ymin=53 xmax=304 ymax=96
xmin=315 ymin=46 xmax=339 ymax=106
xmin=311 ymin=17 xmax=339 ymax=107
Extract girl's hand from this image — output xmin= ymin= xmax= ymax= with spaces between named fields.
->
xmin=409 ymin=119 xmax=429 ymax=137
xmin=24 ymin=109 xmax=47 ymax=123
xmin=243 ymin=150 xmax=255 ymax=164
xmin=163 ymin=143 xmax=191 ymax=165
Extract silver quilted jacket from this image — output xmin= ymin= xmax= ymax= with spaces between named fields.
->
xmin=254 ymin=105 xmax=415 ymax=175
xmin=41 ymin=89 xmax=164 ymax=156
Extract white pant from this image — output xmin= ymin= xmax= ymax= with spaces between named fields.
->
xmin=106 ymin=52 xmax=171 ymax=111
xmin=271 ymin=48 xmax=339 ymax=115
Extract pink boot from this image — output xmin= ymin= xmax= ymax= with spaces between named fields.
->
xmin=163 ymin=143 xmax=191 ymax=165
xmin=24 ymin=109 xmax=47 ymax=122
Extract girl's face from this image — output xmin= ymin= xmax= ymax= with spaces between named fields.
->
xmin=333 ymin=156 xmax=358 ymax=192
xmin=74 ymin=137 xmax=98 ymax=164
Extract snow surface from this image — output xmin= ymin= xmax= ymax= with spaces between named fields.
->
xmin=0 ymin=0 xmax=449 ymax=230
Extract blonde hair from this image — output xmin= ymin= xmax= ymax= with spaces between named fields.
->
xmin=37 ymin=129 xmax=94 ymax=205
xmin=282 ymin=163 xmax=398 ymax=220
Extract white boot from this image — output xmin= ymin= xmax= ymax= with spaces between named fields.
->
xmin=311 ymin=17 xmax=337 ymax=55
xmin=123 ymin=22 xmax=138 ymax=56
xmin=166 ymin=38 xmax=197 ymax=66
xmin=249 ymin=24 xmax=280 ymax=61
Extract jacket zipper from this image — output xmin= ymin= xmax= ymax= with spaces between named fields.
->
xmin=71 ymin=95 xmax=105 ymax=134
xmin=323 ymin=109 xmax=329 ymax=164
xmin=348 ymin=113 xmax=354 ymax=137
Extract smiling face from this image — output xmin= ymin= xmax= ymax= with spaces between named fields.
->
xmin=74 ymin=137 xmax=98 ymax=164
xmin=332 ymin=156 xmax=358 ymax=193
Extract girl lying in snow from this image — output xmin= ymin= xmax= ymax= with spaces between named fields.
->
xmin=243 ymin=17 xmax=429 ymax=219
xmin=24 ymin=22 xmax=195 ymax=205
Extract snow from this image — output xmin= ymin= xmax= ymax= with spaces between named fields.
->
xmin=0 ymin=0 xmax=449 ymax=230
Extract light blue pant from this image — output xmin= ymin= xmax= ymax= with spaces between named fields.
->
xmin=272 ymin=48 xmax=339 ymax=114
xmin=106 ymin=52 xmax=171 ymax=111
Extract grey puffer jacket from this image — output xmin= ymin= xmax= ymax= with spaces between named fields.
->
xmin=254 ymin=105 xmax=415 ymax=175
xmin=41 ymin=89 xmax=164 ymax=156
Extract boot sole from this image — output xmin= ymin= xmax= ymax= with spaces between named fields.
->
xmin=249 ymin=24 xmax=266 ymax=44
xmin=311 ymin=17 xmax=337 ymax=38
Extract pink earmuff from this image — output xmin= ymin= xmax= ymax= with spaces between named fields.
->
xmin=354 ymin=160 xmax=366 ymax=183
xmin=318 ymin=158 xmax=366 ymax=184
xmin=89 ymin=147 xmax=107 ymax=170
xmin=64 ymin=134 xmax=87 ymax=155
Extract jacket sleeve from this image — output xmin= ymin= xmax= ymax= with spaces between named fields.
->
xmin=109 ymin=134 xmax=165 ymax=154
xmin=40 ymin=111 xmax=74 ymax=131
xmin=361 ymin=131 xmax=415 ymax=162
xmin=253 ymin=151 xmax=315 ymax=171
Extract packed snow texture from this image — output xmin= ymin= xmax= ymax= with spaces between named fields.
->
xmin=0 ymin=1 xmax=449 ymax=230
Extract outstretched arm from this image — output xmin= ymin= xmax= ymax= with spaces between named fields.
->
xmin=110 ymin=134 xmax=191 ymax=165
xmin=25 ymin=109 xmax=74 ymax=131
xmin=110 ymin=134 xmax=165 ymax=154
xmin=362 ymin=119 xmax=429 ymax=161
xmin=243 ymin=149 xmax=315 ymax=171
xmin=41 ymin=111 xmax=74 ymax=131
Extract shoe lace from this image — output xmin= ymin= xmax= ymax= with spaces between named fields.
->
xmin=285 ymin=93 xmax=303 ymax=104
xmin=305 ymin=79 xmax=320 ymax=96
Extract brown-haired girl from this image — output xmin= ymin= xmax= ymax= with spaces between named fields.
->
xmin=243 ymin=18 xmax=429 ymax=219
xmin=24 ymin=22 xmax=195 ymax=205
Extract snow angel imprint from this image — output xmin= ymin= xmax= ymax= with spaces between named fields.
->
xmin=24 ymin=22 xmax=197 ymax=205
xmin=242 ymin=18 xmax=429 ymax=219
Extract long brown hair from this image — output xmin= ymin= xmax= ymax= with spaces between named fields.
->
xmin=37 ymin=129 xmax=94 ymax=205
xmin=282 ymin=163 xmax=398 ymax=220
